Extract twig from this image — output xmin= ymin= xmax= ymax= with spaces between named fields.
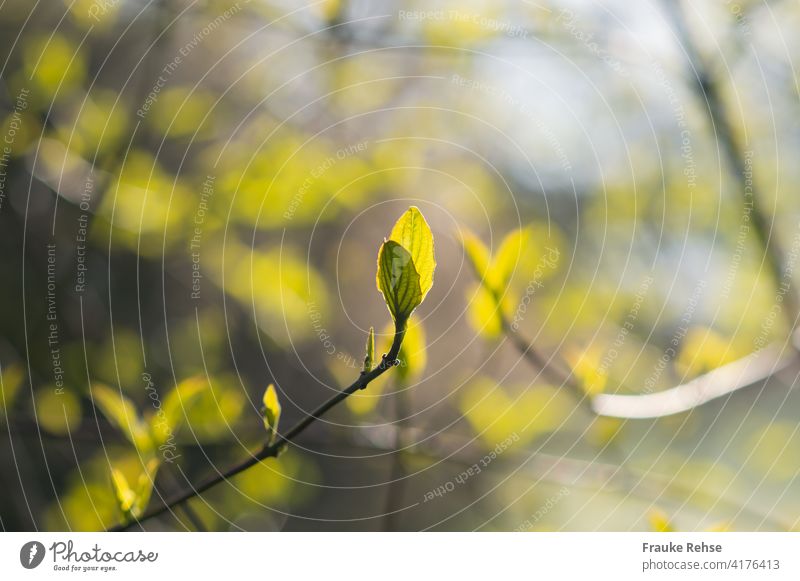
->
xmin=472 ymin=253 xmax=800 ymax=419
xmin=659 ymin=0 xmax=800 ymax=326
xmin=108 ymin=326 xmax=406 ymax=531
xmin=381 ymin=376 xmax=409 ymax=531
xmin=464 ymin=252 xmax=590 ymax=407
xmin=593 ymin=341 xmax=797 ymax=418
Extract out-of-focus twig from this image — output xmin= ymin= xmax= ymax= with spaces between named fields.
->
xmin=659 ymin=0 xmax=800 ymax=327
xmin=593 ymin=340 xmax=797 ymax=418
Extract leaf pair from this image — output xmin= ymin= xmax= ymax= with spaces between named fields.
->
xmin=93 ymin=378 xmax=206 ymax=520
xmin=109 ymin=458 xmax=159 ymax=522
xmin=461 ymin=226 xmax=533 ymax=297
xmin=92 ymin=377 xmax=206 ymax=455
xmin=461 ymin=226 xmax=559 ymax=339
xmin=376 ymin=207 xmax=436 ymax=327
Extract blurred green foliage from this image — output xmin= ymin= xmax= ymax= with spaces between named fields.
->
xmin=1 ymin=0 xmax=799 ymax=532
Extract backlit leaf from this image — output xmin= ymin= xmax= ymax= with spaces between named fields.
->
xmin=466 ymin=283 xmax=503 ymax=339
xmin=154 ymin=375 xmax=207 ymax=445
xmin=363 ymin=327 xmax=375 ymax=373
xmin=110 ymin=468 xmax=136 ymax=518
xmin=647 ymin=508 xmax=675 ymax=532
xmin=262 ymin=384 xmax=281 ymax=445
xmin=388 ymin=206 xmax=436 ymax=300
xmin=487 ymin=227 xmax=532 ymax=292
xmin=460 ymin=228 xmax=491 ymax=281
xmin=376 ymin=240 xmax=422 ymax=324
xmin=92 ymin=384 xmax=152 ymax=454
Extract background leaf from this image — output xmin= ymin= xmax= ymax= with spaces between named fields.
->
xmin=92 ymin=384 xmax=152 ymax=454
xmin=461 ymin=228 xmax=491 ymax=281
xmin=262 ymin=384 xmax=281 ymax=444
xmin=154 ymin=375 xmax=207 ymax=445
xmin=486 ymin=227 xmax=532 ymax=293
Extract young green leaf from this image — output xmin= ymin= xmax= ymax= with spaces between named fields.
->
xmin=647 ymin=508 xmax=675 ymax=532
xmin=460 ymin=228 xmax=491 ymax=281
xmin=110 ymin=468 xmax=137 ymax=520
xmin=92 ymin=383 xmax=152 ymax=454
xmin=0 ymin=363 xmax=24 ymax=412
xmin=153 ymin=375 xmax=206 ymax=446
xmin=486 ymin=227 xmax=531 ymax=293
xmin=134 ymin=458 xmax=160 ymax=518
xmin=110 ymin=458 xmax=160 ymax=521
xmin=261 ymin=384 xmax=281 ymax=445
xmin=388 ymin=206 xmax=436 ymax=300
xmin=362 ymin=326 xmax=375 ymax=373
xmin=465 ymin=282 xmax=503 ymax=339
xmin=376 ymin=240 xmax=422 ymax=325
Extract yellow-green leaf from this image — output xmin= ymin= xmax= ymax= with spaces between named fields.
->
xmin=376 ymin=240 xmax=422 ymax=324
xmin=363 ymin=327 xmax=375 ymax=373
xmin=486 ymin=227 xmax=531 ymax=292
xmin=0 ymin=363 xmax=25 ymax=413
xmin=648 ymin=508 xmax=675 ymax=532
xmin=565 ymin=346 xmax=608 ymax=395
xmin=460 ymin=228 xmax=491 ymax=281
xmin=388 ymin=206 xmax=436 ymax=300
xmin=92 ymin=384 xmax=152 ymax=454
xmin=110 ymin=468 xmax=136 ymax=518
xmin=134 ymin=458 xmax=160 ymax=517
xmin=466 ymin=283 xmax=503 ymax=339
xmin=154 ymin=375 xmax=207 ymax=445
xmin=262 ymin=384 xmax=281 ymax=444
xmin=110 ymin=458 xmax=160 ymax=521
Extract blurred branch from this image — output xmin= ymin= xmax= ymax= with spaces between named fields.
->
xmin=593 ymin=339 xmax=797 ymax=418
xmin=108 ymin=325 xmax=407 ymax=532
xmin=471 ymin=256 xmax=800 ymax=419
xmin=659 ymin=0 xmax=800 ymax=327
xmin=464 ymin=256 xmax=590 ymax=408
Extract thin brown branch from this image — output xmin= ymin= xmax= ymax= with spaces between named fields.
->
xmin=108 ymin=325 xmax=406 ymax=532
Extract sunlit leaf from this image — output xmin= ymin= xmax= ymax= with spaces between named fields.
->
xmin=460 ymin=380 xmax=576 ymax=448
xmin=153 ymin=375 xmax=207 ymax=446
xmin=363 ymin=327 xmax=375 ymax=373
xmin=36 ymin=388 xmax=82 ymax=435
xmin=184 ymin=374 xmax=246 ymax=441
xmin=676 ymin=326 xmax=739 ymax=378
xmin=262 ymin=384 xmax=281 ymax=445
xmin=565 ymin=346 xmax=608 ymax=395
xmin=110 ymin=457 xmax=159 ymax=521
xmin=388 ymin=206 xmax=436 ymax=300
xmin=460 ymin=228 xmax=491 ymax=281
xmin=23 ymin=33 xmax=86 ymax=98
xmin=91 ymin=384 xmax=152 ymax=453
xmin=486 ymin=227 xmax=532 ymax=292
xmin=466 ymin=283 xmax=503 ymax=339
xmin=376 ymin=240 xmax=422 ymax=325
xmin=647 ymin=508 xmax=675 ymax=532
xmin=133 ymin=458 xmax=160 ymax=517
xmin=0 ymin=363 xmax=25 ymax=413
xmin=110 ymin=468 xmax=136 ymax=519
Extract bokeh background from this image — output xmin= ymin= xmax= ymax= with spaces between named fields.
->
xmin=1 ymin=0 xmax=800 ymax=531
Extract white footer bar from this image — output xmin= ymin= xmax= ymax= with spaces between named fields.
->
xmin=1 ymin=532 xmax=798 ymax=580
